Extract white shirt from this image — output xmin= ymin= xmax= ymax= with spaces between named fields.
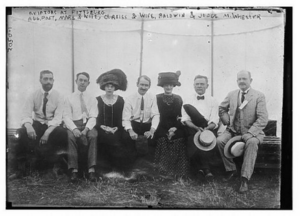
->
xmin=181 ymin=93 xmax=219 ymax=128
xmin=21 ymin=88 xmax=63 ymax=127
xmin=122 ymin=92 xmax=160 ymax=131
xmin=63 ymin=90 xmax=98 ymax=131
xmin=41 ymin=88 xmax=53 ymax=107
xmin=239 ymin=87 xmax=250 ymax=104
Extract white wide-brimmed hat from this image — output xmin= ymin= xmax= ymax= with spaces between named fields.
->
xmin=193 ymin=130 xmax=216 ymax=151
xmin=224 ymin=136 xmax=246 ymax=159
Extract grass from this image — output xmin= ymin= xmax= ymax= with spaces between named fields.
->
xmin=6 ymin=140 xmax=280 ymax=209
xmin=7 ymin=165 xmax=281 ymax=208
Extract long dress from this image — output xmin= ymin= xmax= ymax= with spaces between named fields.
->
xmin=154 ymin=93 xmax=189 ymax=177
xmin=96 ymin=95 xmax=136 ymax=170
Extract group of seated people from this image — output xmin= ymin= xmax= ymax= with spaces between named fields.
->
xmin=14 ymin=68 xmax=268 ymax=193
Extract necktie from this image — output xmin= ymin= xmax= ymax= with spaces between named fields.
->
xmin=197 ymin=95 xmax=205 ymax=100
xmin=42 ymin=92 xmax=48 ymax=117
xmin=241 ymin=92 xmax=246 ymax=103
xmin=80 ymin=92 xmax=88 ymax=123
xmin=140 ymin=96 xmax=144 ymax=123
xmin=80 ymin=92 xmax=88 ymax=114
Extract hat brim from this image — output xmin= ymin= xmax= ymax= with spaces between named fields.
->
xmin=157 ymin=82 xmax=181 ymax=87
xmin=100 ymin=80 xmax=120 ymax=90
xmin=224 ymin=135 xmax=244 ymax=159
xmin=193 ymin=130 xmax=217 ymax=151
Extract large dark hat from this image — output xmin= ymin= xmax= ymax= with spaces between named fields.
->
xmin=193 ymin=130 xmax=216 ymax=151
xmin=157 ymin=70 xmax=181 ymax=87
xmin=224 ymin=136 xmax=246 ymax=159
xmin=96 ymin=69 xmax=127 ymax=91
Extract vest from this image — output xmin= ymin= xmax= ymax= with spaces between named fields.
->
xmin=233 ymin=93 xmax=248 ymax=135
xmin=233 ymin=94 xmax=242 ymax=134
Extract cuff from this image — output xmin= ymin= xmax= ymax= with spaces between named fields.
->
xmin=125 ymin=126 xmax=132 ymax=131
xmin=21 ymin=118 xmax=33 ymax=126
xmin=86 ymin=126 xmax=92 ymax=131
xmin=247 ymin=131 xmax=256 ymax=137
xmin=69 ymin=125 xmax=77 ymax=131
xmin=151 ymin=126 xmax=157 ymax=131
xmin=208 ymin=121 xmax=218 ymax=130
xmin=48 ymin=121 xmax=59 ymax=127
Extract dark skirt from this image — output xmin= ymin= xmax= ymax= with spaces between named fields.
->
xmin=154 ymin=136 xmax=189 ymax=177
xmin=98 ymin=128 xmax=136 ymax=170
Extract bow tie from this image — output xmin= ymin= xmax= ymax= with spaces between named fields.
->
xmin=197 ymin=95 xmax=205 ymax=100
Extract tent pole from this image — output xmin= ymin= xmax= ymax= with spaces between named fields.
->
xmin=210 ymin=15 xmax=214 ymax=96
xmin=71 ymin=17 xmax=75 ymax=93
xmin=139 ymin=19 xmax=144 ymax=76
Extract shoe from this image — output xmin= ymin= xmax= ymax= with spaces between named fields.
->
xmin=8 ymin=171 xmax=23 ymax=180
xmin=239 ymin=177 xmax=248 ymax=193
xmin=70 ymin=172 xmax=78 ymax=183
xmin=88 ymin=172 xmax=97 ymax=182
xmin=201 ymin=169 xmax=214 ymax=182
xmin=127 ymin=172 xmax=138 ymax=183
xmin=222 ymin=170 xmax=238 ymax=182
xmin=52 ymin=163 xmax=61 ymax=178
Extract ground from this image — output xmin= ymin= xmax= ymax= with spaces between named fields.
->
xmin=6 ymin=156 xmax=280 ymax=209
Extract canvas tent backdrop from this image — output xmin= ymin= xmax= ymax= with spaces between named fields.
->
xmin=7 ymin=8 xmax=284 ymax=137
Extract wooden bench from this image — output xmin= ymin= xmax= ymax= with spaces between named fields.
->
xmin=255 ymin=136 xmax=281 ymax=168
xmin=255 ymin=120 xmax=281 ymax=168
xmin=6 ymin=120 xmax=282 ymax=170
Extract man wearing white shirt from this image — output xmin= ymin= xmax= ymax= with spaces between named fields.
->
xmin=16 ymin=70 xmax=67 ymax=177
xmin=181 ymin=75 xmax=219 ymax=180
xmin=63 ymin=72 xmax=98 ymax=182
xmin=122 ymin=75 xmax=160 ymax=157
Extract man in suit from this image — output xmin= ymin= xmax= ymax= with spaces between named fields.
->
xmin=16 ymin=70 xmax=67 ymax=176
xmin=217 ymin=70 xmax=268 ymax=193
xmin=63 ymin=72 xmax=98 ymax=182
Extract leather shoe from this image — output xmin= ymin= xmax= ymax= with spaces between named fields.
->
xmin=239 ymin=177 xmax=248 ymax=193
xmin=201 ymin=169 xmax=214 ymax=182
xmin=70 ymin=172 xmax=78 ymax=183
xmin=222 ymin=170 xmax=238 ymax=182
xmin=88 ymin=172 xmax=97 ymax=182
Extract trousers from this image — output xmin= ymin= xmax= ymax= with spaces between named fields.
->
xmin=67 ymin=120 xmax=98 ymax=170
xmin=122 ymin=121 xmax=155 ymax=160
xmin=186 ymin=127 xmax=214 ymax=171
xmin=216 ymin=129 xmax=259 ymax=180
xmin=17 ymin=120 xmax=67 ymax=167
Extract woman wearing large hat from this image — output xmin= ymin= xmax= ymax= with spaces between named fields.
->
xmin=154 ymin=71 xmax=189 ymax=177
xmin=96 ymin=69 xmax=136 ymax=172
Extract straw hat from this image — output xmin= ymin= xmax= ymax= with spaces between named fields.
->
xmin=193 ymin=130 xmax=216 ymax=151
xmin=224 ymin=136 xmax=246 ymax=158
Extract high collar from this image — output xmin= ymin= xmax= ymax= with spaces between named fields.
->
xmin=136 ymin=92 xmax=147 ymax=98
xmin=195 ymin=92 xmax=207 ymax=98
xmin=75 ymin=89 xmax=86 ymax=95
xmin=240 ymin=87 xmax=251 ymax=94
xmin=41 ymin=87 xmax=53 ymax=95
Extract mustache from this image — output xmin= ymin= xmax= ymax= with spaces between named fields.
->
xmin=43 ymin=84 xmax=53 ymax=89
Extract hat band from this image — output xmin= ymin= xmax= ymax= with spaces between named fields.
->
xmin=199 ymin=137 xmax=212 ymax=147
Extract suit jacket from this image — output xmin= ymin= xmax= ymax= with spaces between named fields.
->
xmin=219 ymin=88 xmax=268 ymax=143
